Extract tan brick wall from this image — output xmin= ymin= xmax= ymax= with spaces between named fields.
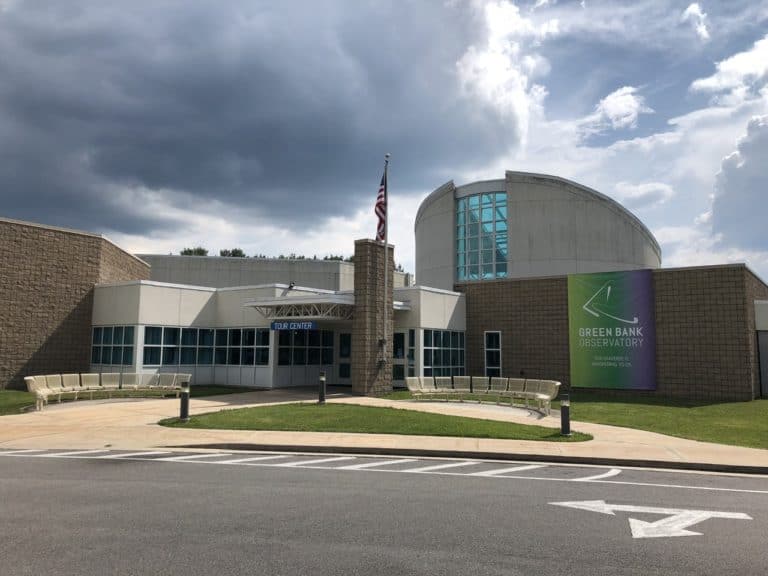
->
xmin=0 ymin=219 xmax=149 ymax=390
xmin=457 ymin=264 xmax=768 ymax=401
xmin=653 ymin=266 xmax=759 ymax=401
xmin=351 ymin=239 xmax=394 ymax=396
xmin=456 ymin=277 xmax=570 ymax=386
xmin=99 ymin=239 xmax=150 ymax=284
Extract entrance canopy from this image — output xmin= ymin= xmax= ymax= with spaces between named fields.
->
xmin=245 ymin=293 xmax=410 ymax=321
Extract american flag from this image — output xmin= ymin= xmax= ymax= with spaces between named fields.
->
xmin=375 ymin=167 xmax=387 ymax=242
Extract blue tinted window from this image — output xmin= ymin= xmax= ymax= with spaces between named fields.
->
xmin=182 ymin=328 xmax=197 ymax=346
xmin=456 ymin=191 xmax=508 ymax=282
xmin=163 ymin=327 xmax=180 ymax=346
xmin=145 ymin=326 xmax=162 ymax=345
xmin=199 ymin=329 xmax=214 ymax=347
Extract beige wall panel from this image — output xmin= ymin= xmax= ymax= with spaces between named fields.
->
xmin=137 ymin=285 xmax=215 ymax=326
xmin=414 ymin=184 xmax=455 ymax=290
xmin=755 ymin=301 xmax=768 ymax=331
xmin=93 ymin=285 xmax=141 ymax=325
xmin=215 ymin=288 xmax=271 ymax=327
xmin=394 ymin=287 xmax=465 ymax=330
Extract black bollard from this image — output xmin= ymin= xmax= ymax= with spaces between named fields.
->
xmin=179 ymin=382 xmax=190 ymax=422
xmin=318 ymin=371 xmax=326 ymax=404
xmin=560 ymin=392 xmax=571 ymax=436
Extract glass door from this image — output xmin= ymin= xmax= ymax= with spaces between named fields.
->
xmin=392 ymin=332 xmax=406 ymax=388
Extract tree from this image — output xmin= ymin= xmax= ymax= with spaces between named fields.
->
xmin=180 ymin=247 xmax=208 ymax=256
xmin=220 ymin=248 xmax=246 ymax=257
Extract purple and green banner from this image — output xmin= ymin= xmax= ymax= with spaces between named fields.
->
xmin=568 ymin=270 xmax=656 ymax=390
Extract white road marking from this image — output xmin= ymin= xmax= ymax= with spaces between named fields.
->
xmin=156 ymin=453 xmax=234 ymax=462
xmin=551 ymin=500 xmax=752 ymax=539
xmin=403 ymin=461 xmax=480 ymax=473
xmin=99 ymin=451 xmax=171 ymax=459
xmin=46 ymin=449 xmax=111 ymax=457
xmin=469 ymin=464 xmax=545 ymax=476
xmin=276 ymin=456 xmax=357 ymax=467
xmin=3 ymin=451 xmax=767 ymax=495
xmin=573 ymin=468 xmax=622 ymax=481
xmin=216 ymin=455 xmax=292 ymax=464
xmin=591 ymin=479 xmax=768 ymax=495
xmin=337 ymin=458 xmax=417 ymax=470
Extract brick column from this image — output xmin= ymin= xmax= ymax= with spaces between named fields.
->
xmin=351 ymin=239 xmax=394 ymax=396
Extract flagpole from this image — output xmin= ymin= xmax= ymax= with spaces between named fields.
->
xmin=382 ymin=153 xmax=390 ymax=367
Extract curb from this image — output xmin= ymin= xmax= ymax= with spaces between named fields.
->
xmin=168 ymin=443 xmax=768 ymax=476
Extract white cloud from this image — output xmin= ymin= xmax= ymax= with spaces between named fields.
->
xmin=691 ymin=34 xmax=768 ymax=96
xmin=681 ymin=3 xmax=710 ymax=42
xmin=580 ymin=86 xmax=654 ymax=133
xmin=613 ymin=181 xmax=675 ymax=210
xmin=107 ymin=182 xmax=424 ymax=274
xmin=655 ymin=222 xmax=768 ymax=274
xmin=456 ymin=0 xmax=559 ymax=148
xmin=711 ymin=115 xmax=768 ymax=250
xmin=533 ymin=0 xmax=554 ymax=10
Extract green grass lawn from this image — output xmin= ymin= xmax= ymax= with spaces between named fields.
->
xmin=552 ymin=392 xmax=768 ymax=450
xmin=161 ymin=402 xmax=592 ymax=441
xmin=0 ymin=385 xmax=253 ymax=416
xmin=0 ymin=390 xmax=37 ymax=415
xmin=382 ymin=390 xmax=768 ymax=450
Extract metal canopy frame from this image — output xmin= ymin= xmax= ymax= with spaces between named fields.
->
xmin=245 ymin=292 xmax=410 ymax=322
xmin=249 ymin=301 xmax=355 ymax=321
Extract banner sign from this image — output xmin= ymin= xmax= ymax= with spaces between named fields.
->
xmin=568 ymin=270 xmax=656 ymax=390
xmin=270 ymin=321 xmax=317 ymax=331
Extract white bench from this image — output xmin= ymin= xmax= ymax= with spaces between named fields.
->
xmin=24 ymin=373 xmax=192 ymax=411
xmin=404 ymin=375 xmax=561 ymax=415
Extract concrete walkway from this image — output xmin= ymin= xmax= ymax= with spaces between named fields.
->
xmin=1 ymin=390 xmax=767 ymax=474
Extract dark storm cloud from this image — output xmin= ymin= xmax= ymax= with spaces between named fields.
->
xmin=0 ymin=0 xmax=520 ymax=236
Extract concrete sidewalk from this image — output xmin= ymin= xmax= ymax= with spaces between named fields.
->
xmin=1 ymin=390 xmax=767 ymax=474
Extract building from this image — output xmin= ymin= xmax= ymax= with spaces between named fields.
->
xmin=415 ymin=172 xmax=768 ymax=401
xmin=0 ymin=217 xmax=149 ymax=391
xmin=2 ymin=170 xmax=768 ymax=400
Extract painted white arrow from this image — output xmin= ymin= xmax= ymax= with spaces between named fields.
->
xmin=550 ymin=500 xmax=752 ymax=539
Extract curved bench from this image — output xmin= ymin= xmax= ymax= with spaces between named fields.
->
xmin=24 ymin=373 xmax=192 ymax=411
xmin=405 ymin=376 xmax=561 ymax=415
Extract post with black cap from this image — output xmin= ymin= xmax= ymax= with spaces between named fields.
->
xmin=560 ymin=391 xmax=571 ymax=436
xmin=318 ymin=371 xmax=326 ymax=404
xmin=179 ymin=381 xmax=190 ymax=423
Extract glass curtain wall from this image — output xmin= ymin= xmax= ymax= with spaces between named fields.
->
xmin=456 ymin=192 xmax=508 ymax=281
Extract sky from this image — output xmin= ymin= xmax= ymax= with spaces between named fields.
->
xmin=1 ymin=0 xmax=768 ymax=278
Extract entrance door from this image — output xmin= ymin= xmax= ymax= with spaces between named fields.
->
xmin=392 ymin=332 xmax=406 ymax=388
xmin=759 ymin=332 xmax=768 ymax=398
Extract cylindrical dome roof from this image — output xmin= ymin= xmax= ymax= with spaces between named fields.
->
xmin=415 ymin=171 xmax=661 ymax=290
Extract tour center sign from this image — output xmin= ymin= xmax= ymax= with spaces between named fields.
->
xmin=567 ymin=270 xmax=656 ymax=390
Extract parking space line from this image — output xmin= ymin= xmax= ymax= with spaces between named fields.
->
xmin=46 ymin=450 xmax=111 ymax=457
xmin=403 ymin=461 xmax=480 ymax=473
xmin=156 ymin=453 xmax=234 ymax=462
xmin=217 ymin=455 xmax=292 ymax=464
xmin=277 ymin=456 xmax=357 ymax=467
xmin=470 ymin=464 xmax=545 ymax=476
xmin=337 ymin=458 xmax=417 ymax=470
xmin=99 ymin=451 xmax=172 ymax=459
